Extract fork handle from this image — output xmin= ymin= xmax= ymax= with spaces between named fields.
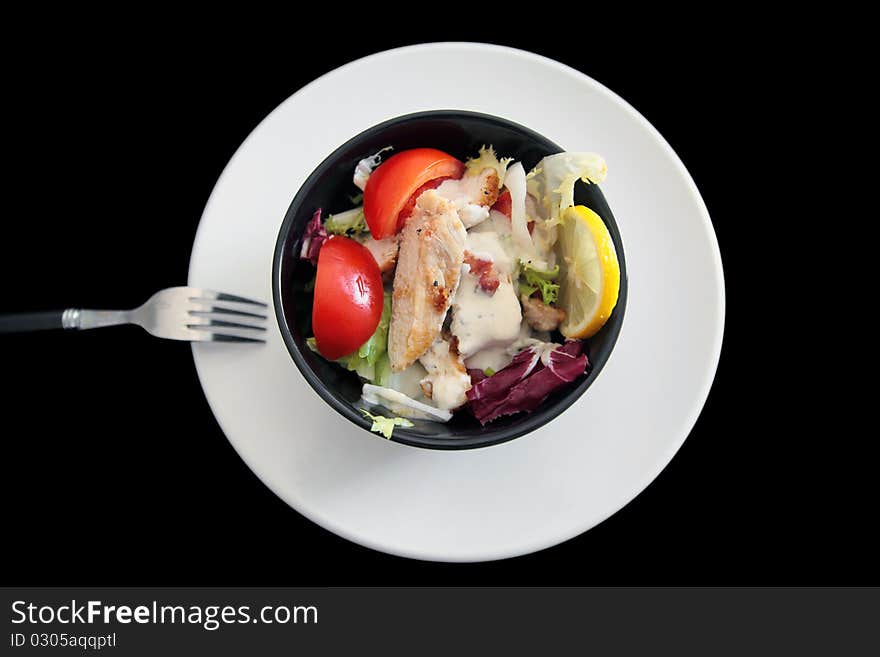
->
xmin=0 ymin=309 xmax=132 ymax=334
xmin=0 ymin=310 xmax=69 ymax=333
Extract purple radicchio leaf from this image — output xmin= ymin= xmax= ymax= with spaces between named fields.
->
xmin=466 ymin=347 xmax=543 ymax=402
xmin=467 ymin=369 xmax=488 ymax=385
xmin=299 ymin=208 xmax=328 ymax=266
xmin=468 ymin=340 xmax=589 ymax=425
xmin=545 ymin=339 xmax=588 ymax=381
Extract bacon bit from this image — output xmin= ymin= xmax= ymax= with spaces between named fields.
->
xmin=463 ymin=251 xmax=501 ymax=294
xmin=479 ymin=276 xmax=500 ymax=294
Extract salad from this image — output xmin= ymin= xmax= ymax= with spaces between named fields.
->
xmin=300 ymin=145 xmax=620 ymax=438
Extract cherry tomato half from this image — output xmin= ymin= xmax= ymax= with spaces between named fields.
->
xmin=363 ymin=148 xmax=465 ymax=239
xmin=312 ymin=236 xmax=383 ymax=360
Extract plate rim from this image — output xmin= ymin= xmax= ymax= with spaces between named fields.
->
xmin=188 ymin=41 xmax=725 ymax=562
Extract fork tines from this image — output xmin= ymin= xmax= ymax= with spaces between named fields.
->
xmin=187 ymin=288 xmax=268 ymax=343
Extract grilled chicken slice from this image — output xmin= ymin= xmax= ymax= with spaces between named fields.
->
xmin=355 ymin=233 xmax=399 ymax=273
xmin=435 ymin=168 xmax=501 ymax=228
xmin=521 ymin=294 xmax=567 ymax=331
xmin=388 ymin=190 xmax=467 ymax=372
xmin=419 ymin=337 xmax=472 ymax=410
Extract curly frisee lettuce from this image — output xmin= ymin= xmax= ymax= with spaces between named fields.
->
xmin=465 ymin=145 xmax=513 ymax=187
xmin=519 ymin=263 xmax=560 ymax=305
xmin=325 ymin=207 xmax=368 ymax=236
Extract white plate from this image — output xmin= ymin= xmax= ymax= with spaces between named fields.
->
xmin=188 ymin=43 xmax=724 ymax=562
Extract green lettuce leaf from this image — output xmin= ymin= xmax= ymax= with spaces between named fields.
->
xmin=375 ymin=353 xmax=393 ymax=388
xmin=359 ymin=408 xmax=414 ymax=438
xmin=526 ymin=152 xmax=607 ymax=226
xmin=325 ymin=207 xmax=368 ymax=236
xmin=519 ymin=263 xmax=560 ymax=305
xmin=351 ymin=291 xmax=391 ymax=366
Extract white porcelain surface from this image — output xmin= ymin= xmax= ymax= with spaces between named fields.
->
xmin=188 ymin=43 xmax=724 ymax=562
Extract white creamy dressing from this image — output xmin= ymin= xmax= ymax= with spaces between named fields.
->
xmin=469 ymin=208 xmax=512 ymax=235
xmin=466 ymin=319 xmax=553 ymax=373
xmin=465 ymin=231 xmax=514 ymax=271
xmin=451 ymin=231 xmax=522 ymax=362
xmin=464 ymin=345 xmax=511 ymax=373
xmin=418 ymin=340 xmax=471 ymax=410
xmin=435 ymin=177 xmax=491 ymax=228
xmin=509 ymin=319 xmax=553 ymax=353
xmin=451 ymin=275 xmax=521 ymax=357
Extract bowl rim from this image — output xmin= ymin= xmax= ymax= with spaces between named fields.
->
xmin=271 ymin=109 xmax=627 ymax=450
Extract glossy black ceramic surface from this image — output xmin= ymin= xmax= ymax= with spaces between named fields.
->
xmin=272 ymin=110 xmax=627 ymax=449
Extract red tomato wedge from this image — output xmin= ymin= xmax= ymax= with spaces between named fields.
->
xmin=312 ymin=236 xmax=383 ymax=360
xmin=490 ymin=189 xmax=534 ymax=233
xmin=363 ymin=148 xmax=465 ymax=239
xmin=492 ymin=189 xmax=512 ymax=217
xmin=396 ymin=177 xmax=451 ymax=223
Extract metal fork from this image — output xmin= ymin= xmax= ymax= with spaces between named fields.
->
xmin=0 ymin=286 xmax=266 ymax=343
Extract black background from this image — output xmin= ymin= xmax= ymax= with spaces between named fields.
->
xmin=1 ymin=24 xmax=868 ymax=585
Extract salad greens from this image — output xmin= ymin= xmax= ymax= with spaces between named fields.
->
xmin=359 ymin=409 xmax=414 ymax=438
xmin=325 ymin=207 xmax=368 ymax=236
xmin=300 ymin=209 xmax=328 ymax=266
xmin=519 ymin=263 xmax=560 ymax=305
xmin=465 ymin=145 xmax=513 ymax=187
xmin=466 ymin=341 xmax=588 ymax=424
xmin=307 ymin=291 xmax=391 ymax=382
xmin=527 ymin=152 xmax=607 ymax=226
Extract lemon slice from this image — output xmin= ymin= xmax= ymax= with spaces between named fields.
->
xmin=557 ymin=205 xmax=620 ymax=339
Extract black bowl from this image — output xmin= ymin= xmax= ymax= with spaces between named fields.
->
xmin=272 ymin=110 xmax=627 ymax=450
